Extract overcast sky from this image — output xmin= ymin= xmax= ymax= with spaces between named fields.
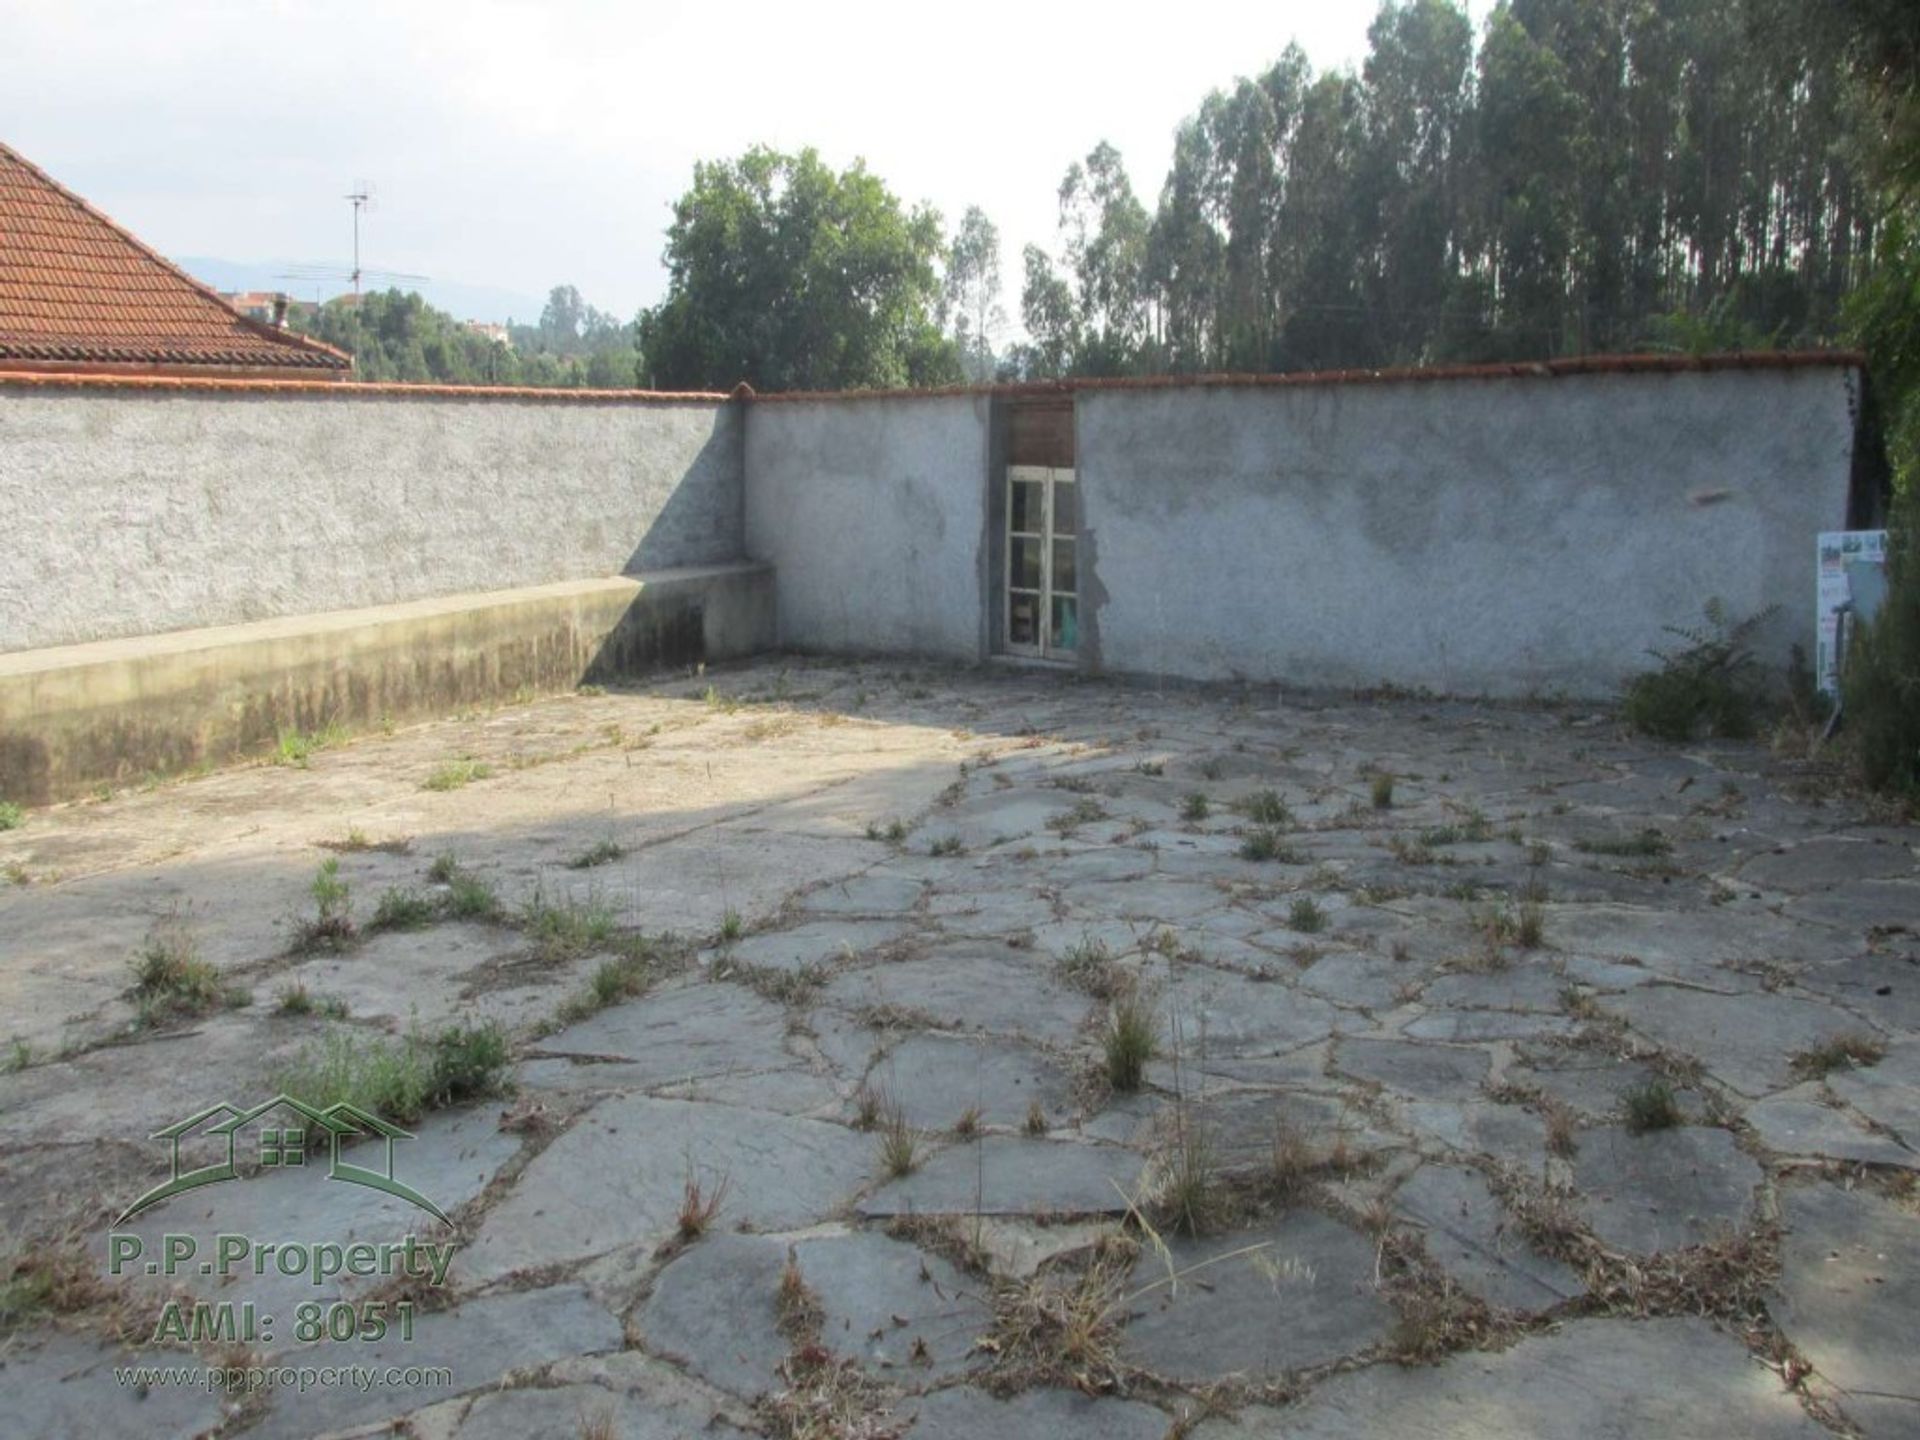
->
xmin=1 ymin=1 xmax=1476 ymax=325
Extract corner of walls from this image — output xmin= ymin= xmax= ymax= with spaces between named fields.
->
xmin=741 ymin=393 xmax=991 ymax=662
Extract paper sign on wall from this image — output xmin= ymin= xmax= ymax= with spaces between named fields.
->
xmin=1816 ymin=529 xmax=1889 ymax=696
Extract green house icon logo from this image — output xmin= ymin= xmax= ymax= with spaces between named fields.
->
xmin=116 ymin=1094 xmax=449 ymax=1226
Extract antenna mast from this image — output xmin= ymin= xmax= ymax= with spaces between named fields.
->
xmin=344 ymin=183 xmax=372 ymax=296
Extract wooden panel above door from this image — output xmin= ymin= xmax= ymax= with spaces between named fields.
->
xmin=1008 ymin=398 xmax=1074 ymax=468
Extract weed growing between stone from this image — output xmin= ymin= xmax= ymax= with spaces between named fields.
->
xmin=564 ymin=838 xmax=626 ymax=870
xmin=422 ymin=757 xmax=494 ymax=792
xmin=1622 ymin=1080 xmax=1683 ymax=1132
xmin=1104 ymin=985 xmax=1157 ymax=1092
xmin=130 ymin=910 xmax=245 ymax=1021
xmin=1789 ymin=1032 xmax=1888 ymax=1080
xmin=370 ymin=886 xmax=436 ymax=932
xmin=520 ymin=884 xmax=619 ymax=961
xmin=676 ymin=1165 xmax=731 ymax=1240
xmin=273 ymin=1019 xmax=512 ymax=1126
xmin=294 ymin=858 xmax=358 ymax=952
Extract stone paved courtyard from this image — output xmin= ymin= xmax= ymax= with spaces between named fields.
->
xmin=0 ymin=658 xmax=1916 ymax=1438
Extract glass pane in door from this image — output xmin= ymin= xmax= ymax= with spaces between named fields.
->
xmin=1051 ymin=537 xmax=1076 ymax=595
xmin=1050 ymin=595 xmax=1079 ymax=651
xmin=1010 ymin=536 xmax=1042 ymax=590
xmin=1009 ymin=592 xmax=1040 ymax=646
xmin=1010 ymin=478 xmax=1044 ymax=534
xmin=1051 ymin=477 xmax=1077 ymax=532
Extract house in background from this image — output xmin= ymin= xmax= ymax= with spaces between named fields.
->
xmin=0 ymin=141 xmax=349 ymax=379
xmin=221 ymin=290 xmax=316 ymax=329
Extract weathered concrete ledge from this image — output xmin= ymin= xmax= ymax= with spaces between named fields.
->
xmin=0 ymin=564 xmax=774 ymax=804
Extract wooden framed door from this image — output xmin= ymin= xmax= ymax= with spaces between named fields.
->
xmin=1005 ymin=464 xmax=1078 ymax=658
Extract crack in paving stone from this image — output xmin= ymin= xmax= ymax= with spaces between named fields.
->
xmin=1 ymin=659 xmax=1913 ymax=1435
xmin=856 ymin=1137 xmax=1145 ymax=1219
xmin=1392 ymin=1162 xmax=1585 ymax=1310
xmin=1568 ymin=1125 xmax=1763 ymax=1254
xmin=460 ymin=1097 xmax=878 ymax=1282
xmin=1774 ymin=1180 xmax=1920 ymax=1436
xmin=1188 ymin=1315 xmax=1834 ymax=1438
xmin=1118 ymin=1209 xmax=1394 ymax=1381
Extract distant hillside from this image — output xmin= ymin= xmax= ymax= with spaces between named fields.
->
xmin=176 ymin=256 xmax=544 ymax=327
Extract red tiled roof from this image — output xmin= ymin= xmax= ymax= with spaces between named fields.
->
xmin=0 ymin=141 xmax=349 ymax=373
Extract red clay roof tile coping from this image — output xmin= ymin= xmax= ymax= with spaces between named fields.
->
xmin=0 ymin=348 xmax=1863 ymax=404
xmin=0 ymin=370 xmax=730 ymax=401
xmin=744 ymin=348 xmax=1866 ymax=402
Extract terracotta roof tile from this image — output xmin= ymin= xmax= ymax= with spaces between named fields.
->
xmin=0 ymin=141 xmax=348 ymax=373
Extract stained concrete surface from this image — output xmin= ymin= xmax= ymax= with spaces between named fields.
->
xmin=0 ymin=656 xmax=1915 ymax=1437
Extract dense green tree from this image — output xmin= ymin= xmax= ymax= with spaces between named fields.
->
xmin=946 ymin=206 xmax=1007 ymax=381
xmin=1021 ymin=0 xmax=1883 ymax=379
xmin=292 ymin=287 xmax=635 ymax=388
xmin=1040 ymin=142 xmax=1155 ymax=376
xmin=637 ymin=147 xmax=960 ymax=392
xmin=1008 ymin=245 xmax=1080 ymax=379
xmin=538 ymin=284 xmax=587 ymax=349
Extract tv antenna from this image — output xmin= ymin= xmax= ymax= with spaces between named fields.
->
xmin=346 ymin=181 xmax=372 ymax=295
xmin=274 ymin=179 xmax=429 ymax=300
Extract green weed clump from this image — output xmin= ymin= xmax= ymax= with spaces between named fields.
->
xmin=1104 ymin=987 xmax=1157 ymax=1091
xmin=1622 ymin=1080 xmax=1682 ymax=1133
xmin=521 ymin=886 xmax=619 ymax=960
xmin=1623 ymin=599 xmax=1772 ymax=741
xmin=274 ymin=1020 xmax=512 ymax=1124
xmin=274 ymin=1030 xmax=433 ymax=1123
xmin=1239 ymin=827 xmax=1302 ymax=863
xmin=1286 ymin=897 xmax=1329 ymax=934
xmin=295 ymin=858 xmax=358 ymax=951
xmin=565 ymin=838 xmax=627 ymax=870
xmin=1239 ymin=789 xmax=1291 ymax=825
xmin=370 ymin=886 xmax=436 ymax=932
xmin=422 ymin=758 xmax=493 ymax=792
xmin=438 ymin=864 xmax=502 ymax=921
xmin=275 ymin=724 xmax=347 ymax=767
xmin=130 ymin=912 xmax=245 ymax=1020
xmin=1843 ymin=500 xmax=1920 ymax=796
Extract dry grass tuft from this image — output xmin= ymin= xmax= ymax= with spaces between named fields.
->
xmin=1056 ymin=936 xmax=1125 ymax=998
xmin=1541 ymin=1097 xmax=1580 ymax=1157
xmin=1377 ymin=1232 xmax=1503 ymax=1364
xmin=1491 ymin=1166 xmax=1781 ymax=1324
xmin=677 ymin=1166 xmax=730 ymax=1241
xmin=1151 ymin=1108 xmax=1224 ymax=1238
xmin=1789 ymin=1032 xmax=1887 ymax=1080
xmin=875 ymin=1092 xmax=920 ymax=1178
xmin=0 ymin=1240 xmax=114 ymax=1333
xmin=986 ymin=1234 xmax=1139 ymax=1390
xmin=776 ymin=1246 xmax=823 ymax=1341
xmin=1269 ymin=1116 xmax=1370 ymax=1200
xmin=759 ymin=1344 xmax=902 ymax=1440
xmin=1103 ymin=985 xmax=1157 ymax=1092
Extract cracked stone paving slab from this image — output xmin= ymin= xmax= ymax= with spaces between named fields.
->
xmin=0 ymin=658 xmax=1913 ymax=1438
